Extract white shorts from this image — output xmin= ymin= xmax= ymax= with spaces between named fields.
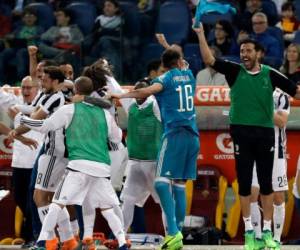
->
xmin=252 ymin=158 xmax=288 ymax=192
xmin=120 ymin=160 xmax=159 ymax=207
xmin=110 ymin=147 xmax=128 ymax=191
xmin=52 ymin=170 xmax=98 ymax=206
xmin=84 ymin=177 xmax=120 ymax=209
xmin=35 ymin=154 xmax=68 ymax=192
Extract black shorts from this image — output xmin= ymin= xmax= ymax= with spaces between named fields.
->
xmin=230 ymin=124 xmax=275 ymax=196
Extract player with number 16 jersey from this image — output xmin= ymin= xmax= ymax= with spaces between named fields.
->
xmin=153 ymin=66 xmax=199 ymax=180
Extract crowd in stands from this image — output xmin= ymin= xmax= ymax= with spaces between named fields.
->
xmin=0 ymin=0 xmax=300 ymax=85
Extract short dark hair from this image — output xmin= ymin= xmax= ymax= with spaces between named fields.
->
xmin=40 ymin=59 xmax=59 ymax=67
xmin=22 ymin=7 xmax=37 ymax=17
xmin=74 ymin=76 xmax=93 ymax=95
xmin=44 ymin=66 xmax=65 ymax=83
xmin=282 ymin=2 xmax=295 ymax=12
xmin=240 ymin=38 xmax=263 ymax=52
xmin=161 ymin=49 xmax=181 ymax=69
xmin=104 ymin=0 xmax=121 ymax=15
xmin=56 ymin=8 xmax=73 ymax=21
xmin=134 ymin=79 xmax=150 ymax=90
xmin=147 ymin=60 xmax=161 ymax=75
xmin=216 ymin=20 xmax=234 ymax=38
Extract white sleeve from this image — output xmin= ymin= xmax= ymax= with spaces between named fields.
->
xmin=106 ymin=76 xmax=132 ymax=114
xmin=152 ymin=97 xmax=161 ymax=122
xmin=14 ymin=104 xmax=36 ymax=115
xmin=20 ymin=104 xmax=74 ymax=133
xmin=104 ymin=109 xmax=122 ymax=143
xmin=0 ymin=90 xmax=21 ymax=112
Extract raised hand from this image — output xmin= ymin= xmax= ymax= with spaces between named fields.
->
xmin=28 ymin=45 xmax=38 ymax=56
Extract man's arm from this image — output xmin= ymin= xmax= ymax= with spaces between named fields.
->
xmin=274 ymin=92 xmax=289 ymax=128
xmin=193 ymin=23 xmax=241 ymax=86
xmin=270 ymin=69 xmax=299 ymax=98
xmin=13 ymin=106 xmax=49 ymax=136
xmin=1 ymin=122 xmax=38 ymax=149
xmin=274 ymin=110 xmax=288 ymax=128
xmin=16 ymin=104 xmax=73 ymax=135
xmin=193 ymin=23 xmax=215 ymax=66
xmin=111 ymin=83 xmax=163 ymax=100
xmin=156 ymin=33 xmax=171 ymax=49
xmin=104 ymin=110 xmax=122 ymax=144
xmin=28 ymin=46 xmax=38 ymax=80
xmin=0 ymin=89 xmax=21 ymax=112
xmin=0 ymin=122 xmax=11 ymax=135
xmin=72 ymin=95 xmax=112 ymax=109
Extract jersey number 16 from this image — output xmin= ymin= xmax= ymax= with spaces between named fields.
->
xmin=176 ymin=85 xmax=194 ymax=112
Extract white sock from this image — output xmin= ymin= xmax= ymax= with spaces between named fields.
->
xmin=70 ymin=219 xmax=79 ymax=237
xmin=38 ymin=205 xmax=50 ymax=223
xmin=38 ymin=203 xmax=61 ymax=241
xmin=250 ymin=202 xmax=262 ymax=239
xmin=57 ymin=207 xmax=73 ymax=242
xmin=162 ymin=212 xmax=168 ymax=235
xmin=102 ymin=208 xmax=126 ymax=247
xmin=122 ymin=200 xmax=135 ymax=232
xmin=114 ymin=205 xmax=124 ymax=228
xmin=82 ymin=202 xmax=96 ymax=239
xmin=243 ymin=216 xmax=253 ymax=232
xmin=273 ymin=203 xmax=285 ymax=242
xmin=263 ymin=220 xmax=272 ymax=231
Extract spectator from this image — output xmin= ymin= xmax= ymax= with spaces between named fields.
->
xmin=238 ymin=12 xmax=283 ymax=68
xmin=0 ymin=5 xmax=12 ymax=44
xmin=196 ymin=46 xmax=227 ymax=85
xmin=276 ymin=2 xmax=300 ymax=45
xmin=0 ymin=7 xmax=43 ymax=85
xmin=235 ymin=0 xmax=278 ymax=33
xmin=38 ymin=8 xmax=83 ymax=64
xmin=273 ymin=0 xmax=288 ymax=15
xmin=280 ymin=43 xmax=300 ymax=85
xmin=208 ymin=20 xmax=239 ymax=56
xmin=87 ymin=0 xmax=122 ymax=79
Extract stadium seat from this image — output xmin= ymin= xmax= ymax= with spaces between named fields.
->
xmin=66 ymin=2 xmax=97 ymax=35
xmin=295 ymin=1 xmax=300 ymax=20
xmin=0 ymin=3 xmax=11 ymax=16
xmin=26 ymin=3 xmax=55 ymax=30
xmin=141 ymin=43 xmax=164 ymax=65
xmin=184 ymin=44 xmax=203 ymax=75
xmin=266 ymin=26 xmax=284 ymax=51
xmin=119 ymin=1 xmax=140 ymax=39
xmin=293 ymin=31 xmax=300 ymax=45
xmin=156 ymin=1 xmax=191 ymax=45
xmin=222 ymin=55 xmax=240 ymax=63
xmin=261 ymin=0 xmax=278 ymax=26
xmin=201 ymin=11 xmax=234 ymax=26
xmin=183 ymin=43 xmax=201 ymax=59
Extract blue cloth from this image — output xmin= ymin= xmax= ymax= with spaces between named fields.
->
xmin=131 ymin=206 xmax=146 ymax=233
xmin=295 ymin=196 xmax=300 ymax=213
xmin=154 ymin=181 xmax=178 ymax=235
xmin=173 ymin=185 xmax=186 ymax=231
xmin=153 ymin=68 xmax=198 ymax=137
xmin=156 ymin=128 xmax=199 ymax=180
xmin=194 ymin=0 xmax=236 ymax=28
xmin=251 ymin=32 xmax=283 ymax=59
